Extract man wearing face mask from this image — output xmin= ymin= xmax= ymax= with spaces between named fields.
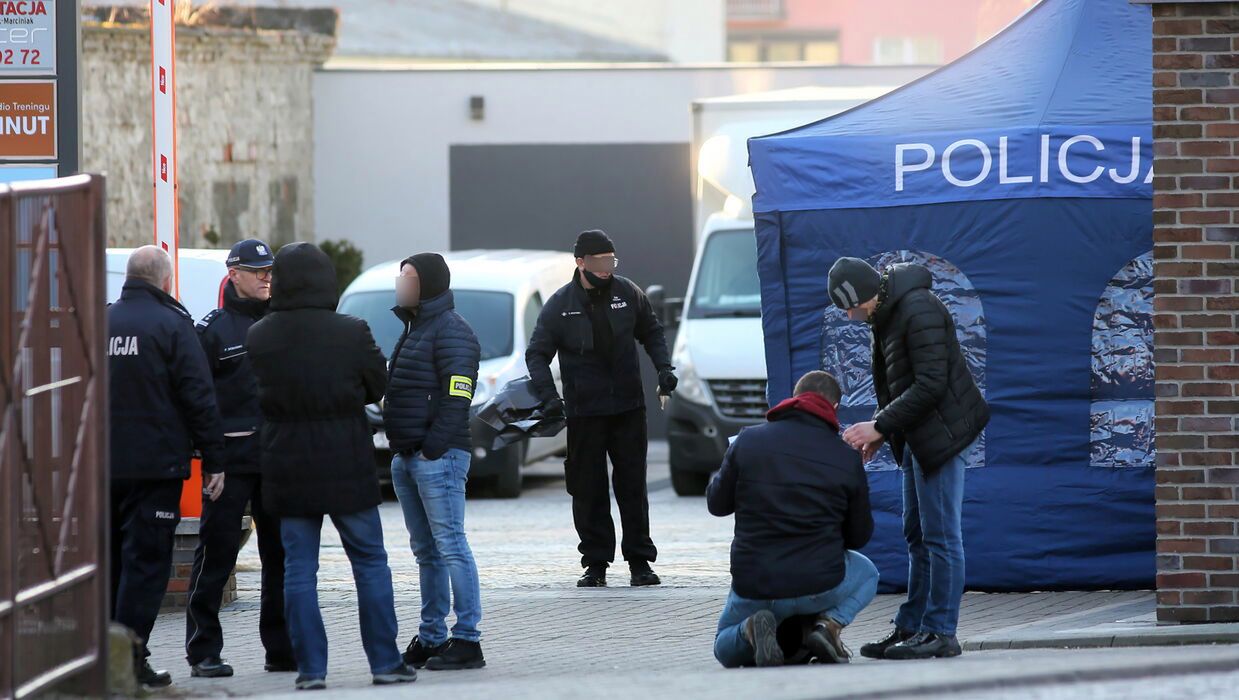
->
xmin=526 ymin=230 xmax=677 ymax=588
xmin=184 ymin=239 xmax=295 ymax=678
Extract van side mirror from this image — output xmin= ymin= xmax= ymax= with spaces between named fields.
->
xmin=646 ymin=284 xmax=666 ymax=312
xmin=645 ymin=284 xmax=683 ymax=328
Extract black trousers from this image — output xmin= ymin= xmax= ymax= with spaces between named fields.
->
xmin=185 ymin=473 xmax=292 ymax=665
xmin=111 ymin=478 xmax=182 ymax=658
xmin=565 ymin=408 xmax=657 ymax=568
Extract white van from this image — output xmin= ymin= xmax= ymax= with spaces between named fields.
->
xmin=338 ymin=249 xmax=576 ymax=498
xmin=664 ymin=213 xmax=767 ymax=495
xmin=105 ymin=248 xmax=230 ymax=321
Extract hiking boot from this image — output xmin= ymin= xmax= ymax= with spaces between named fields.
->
xmin=630 ymin=562 xmax=661 ymax=587
xmin=137 ymin=661 xmax=173 ymax=689
xmin=741 ymin=610 xmax=784 ymax=667
xmin=860 ymin=627 xmax=915 ymax=660
xmin=295 ymin=676 xmax=327 ymax=691
xmin=425 ymin=639 xmax=486 ymax=671
xmin=805 ymin=617 xmax=850 ymax=664
xmin=884 ymin=632 xmax=963 ymax=660
xmin=403 ymin=635 xmax=449 ymax=669
xmin=373 ymin=664 xmax=418 ymax=685
xmin=189 ymin=657 xmax=234 ymax=678
xmin=577 ymin=565 xmax=608 ymax=588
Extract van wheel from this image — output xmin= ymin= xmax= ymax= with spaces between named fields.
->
xmin=670 ymin=468 xmax=709 ymax=497
xmin=490 ymin=442 xmax=524 ymax=499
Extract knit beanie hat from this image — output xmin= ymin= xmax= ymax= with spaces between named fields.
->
xmin=573 ymin=229 xmax=615 ymax=258
xmin=827 ymin=257 xmax=881 ymax=310
xmin=401 ymin=253 xmax=451 ymax=300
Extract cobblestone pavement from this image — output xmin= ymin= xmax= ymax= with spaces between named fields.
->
xmin=144 ymin=445 xmax=1234 ymax=698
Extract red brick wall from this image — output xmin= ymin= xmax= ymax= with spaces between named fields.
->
xmin=1149 ymin=1 xmax=1239 ymax=624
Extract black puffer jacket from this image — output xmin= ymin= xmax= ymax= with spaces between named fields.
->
xmin=196 ymin=282 xmax=268 ymax=474
xmin=526 ymin=273 xmax=672 ymax=418
xmin=247 ymin=243 xmax=388 ymax=517
xmin=384 ymin=291 xmax=481 ymax=459
xmin=870 ymin=264 xmax=989 ymax=474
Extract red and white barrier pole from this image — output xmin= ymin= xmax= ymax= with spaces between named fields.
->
xmin=151 ymin=0 xmax=179 ymax=296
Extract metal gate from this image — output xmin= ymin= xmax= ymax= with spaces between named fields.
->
xmin=1 ymin=175 xmax=108 ymax=699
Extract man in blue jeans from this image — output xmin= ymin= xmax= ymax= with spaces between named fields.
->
xmin=385 ymin=253 xmax=486 ymax=671
xmin=708 ymin=371 xmax=879 ymax=668
xmin=247 ymin=243 xmax=415 ymax=690
xmin=830 ymin=257 xmax=990 ymax=661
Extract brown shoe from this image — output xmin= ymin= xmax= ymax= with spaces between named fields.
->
xmin=806 ymin=617 xmax=851 ymax=664
xmin=741 ymin=610 xmax=784 ymax=667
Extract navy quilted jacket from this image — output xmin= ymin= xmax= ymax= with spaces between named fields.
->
xmin=384 ymin=291 xmax=481 ymax=459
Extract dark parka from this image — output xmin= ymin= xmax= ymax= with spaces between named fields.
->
xmin=706 ymin=396 xmax=873 ymax=600
xmin=247 ymin=243 xmax=388 ymax=517
xmin=870 ymin=264 xmax=990 ymax=474
xmin=525 ymin=274 xmax=672 ymax=418
xmin=108 ymin=280 xmax=224 ymax=479
xmin=384 ymin=291 xmax=481 ymax=459
xmin=196 ymin=282 xmax=268 ymax=474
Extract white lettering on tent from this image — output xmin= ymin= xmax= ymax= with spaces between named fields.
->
xmin=895 ymin=143 xmax=935 ymax=192
xmin=942 ymin=139 xmax=991 ymax=187
xmin=1059 ymin=135 xmax=1105 ymax=184
xmin=999 ymin=136 xmax=1032 ymax=185
xmin=893 ymin=134 xmax=1150 ymax=192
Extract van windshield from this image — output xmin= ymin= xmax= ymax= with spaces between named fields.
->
xmin=689 ymin=228 xmax=761 ymax=319
xmin=338 ymin=289 xmax=515 ymax=361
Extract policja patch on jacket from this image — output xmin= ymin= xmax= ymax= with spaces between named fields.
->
xmin=449 ymin=375 xmax=474 ymax=400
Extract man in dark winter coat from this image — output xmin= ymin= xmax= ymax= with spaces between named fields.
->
xmin=708 ymin=371 xmax=878 ymax=668
xmin=247 ymin=243 xmax=415 ymax=690
xmin=829 ymin=257 xmax=990 ymax=661
xmin=525 ymin=229 xmax=677 ymax=588
xmin=184 ymin=238 xmax=294 ymax=678
xmin=108 ymin=246 xmax=225 ymax=689
xmin=385 ymin=253 xmax=486 ymax=671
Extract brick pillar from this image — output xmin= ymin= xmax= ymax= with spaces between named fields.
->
xmin=1147 ymin=1 xmax=1239 ymax=624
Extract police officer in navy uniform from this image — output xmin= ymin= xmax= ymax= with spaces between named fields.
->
xmin=525 ymin=230 xmax=677 ymax=588
xmin=108 ymin=246 xmax=225 ymax=689
xmin=184 ymin=239 xmax=296 ymax=677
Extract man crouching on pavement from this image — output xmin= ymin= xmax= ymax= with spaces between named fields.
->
xmin=708 ymin=371 xmax=878 ymax=668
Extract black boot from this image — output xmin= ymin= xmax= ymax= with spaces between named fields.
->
xmin=425 ymin=639 xmax=486 ymax=671
xmin=884 ymin=632 xmax=963 ymax=660
xmin=265 ymin=656 xmax=298 ymax=673
xmin=403 ymin=635 xmax=448 ymax=669
xmin=190 ymin=656 xmax=234 ymax=678
xmin=860 ymin=627 xmax=915 ymax=660
xmin=577 ymin=565 xmax=607 ymax=588
xmin=629 ymin=562 xmax=661 ymax=587
xmin=137 ymin=660 xmax=173 ymax=689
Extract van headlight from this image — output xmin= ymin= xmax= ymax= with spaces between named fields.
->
xmin=672 ymin=331 xmax=711 ymax=406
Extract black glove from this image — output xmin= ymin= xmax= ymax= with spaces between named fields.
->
xmin=658 ymin=369 xmax=678 ymax=396
xmin=543 ymin=397 xmax=566 ymax=419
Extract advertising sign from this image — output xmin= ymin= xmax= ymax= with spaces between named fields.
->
xmin=0 ymin=79 xmax=54 ymax=158
xmin=0 ymin=0 xmax=56 ymax=75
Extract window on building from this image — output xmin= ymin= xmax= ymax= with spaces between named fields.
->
xmin=873 ymin=36 xmax=944 ymax=65
xmin=726 ymin=34 xmax=841 ymax=64
xmin=727 ymin=40 xmax=761 ymax=62
xmin=726 ymin=0 xmax=785 ymax=21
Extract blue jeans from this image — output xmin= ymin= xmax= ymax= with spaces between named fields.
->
xmin=714 ymin=551 xmax=879 ymax=668
xmin=893 ymin=441 xmax=971 ymax=636
xmin=391 ymin=450 xmax=482 ymax=643
xmin=281 ymin=508 xmax=403 ymax=679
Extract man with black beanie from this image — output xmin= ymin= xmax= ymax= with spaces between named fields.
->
xmin=385 ymin=253 xmax=486 ymax=671
xmin=526 ymin=229 xmax=677 ymax=587
xmin=827 ymin=256 xmax=989 ymax=662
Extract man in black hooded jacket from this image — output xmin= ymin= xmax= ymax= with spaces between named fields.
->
xmin=829 ymin=257 xmax=989 ymax=661
xmin=525 ymin=229 xmax=677 ymax=588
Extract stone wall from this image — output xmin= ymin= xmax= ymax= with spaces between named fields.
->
xmin=1145 ymin=0 xmax=1239 ymax=624
xmin=81 ymin=12 xmax=336 ymax=248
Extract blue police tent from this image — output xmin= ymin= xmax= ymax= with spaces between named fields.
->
xmin=748 ymin=0 xmax=1154 ymax=591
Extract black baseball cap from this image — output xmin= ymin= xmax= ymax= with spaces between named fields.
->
xmin=227 ymin=239 xmax=275 ymax=269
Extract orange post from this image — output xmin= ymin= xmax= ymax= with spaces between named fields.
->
xmin=180 ymin=457 xmax=203 ymax=518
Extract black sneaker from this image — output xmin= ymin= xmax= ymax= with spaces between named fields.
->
xmin=373 ymin=663 xmax=418 ymax=685
xmin=741 ymin=610 xmax=784 ymax=667
xmin=884 ymin=632 xmax=963 ymax=660
xmin=630 ymin=562 xmax=661 ymax=587
xmin=403 ymin=635 xmax=448 ymax=669
xmin=805 ymin=617 xmax=850 ymax=664
xmin=137 ymin=661 xmax=173 ymax=689
xmin=265 ymin=658 xmax=298 ymax=673
xmin=425 ymin=639 xmax=486 ymax=671
xmin=189 ymin=657 xmax=234 ymax=678
xmin=860 ymin=627 xmax=915 ymax=660
xmin=295 ymin=675 xmax=327 ymax=691
xmin=577 ymin=565 xmax=607 ymax=588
